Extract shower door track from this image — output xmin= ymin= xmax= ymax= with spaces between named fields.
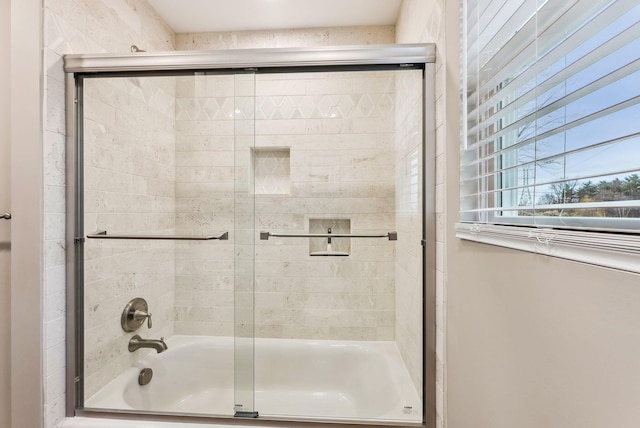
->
xmin=65 ymin=43 xmax=437 ymax=428
xmin=64 ymin=44 xmax=434 ymax=73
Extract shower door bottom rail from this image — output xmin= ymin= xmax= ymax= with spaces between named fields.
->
xmin=86 ymin=230 xmax=229 ymax=240
xmin=260 ymin=231 xmax=398 ymax=240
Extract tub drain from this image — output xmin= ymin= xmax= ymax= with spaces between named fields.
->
xmin=138 ymin=368 xmax=153 ymax=385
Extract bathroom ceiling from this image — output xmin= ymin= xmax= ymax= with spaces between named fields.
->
xmin=146 ymin=0 xmax=403 ymax=33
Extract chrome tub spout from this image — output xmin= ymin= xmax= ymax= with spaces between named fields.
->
xmin=128 ymin=334 xmax=168 ymax=353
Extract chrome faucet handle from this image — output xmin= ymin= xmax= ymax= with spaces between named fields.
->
xmin=133 ymin=310 xmax=152 ymax=328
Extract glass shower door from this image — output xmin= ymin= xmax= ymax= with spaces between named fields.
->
xmin=79 ymin=71 xmax=257 ymax=418
xmin=232 ymin=72 xmax=257 ymax=418
xmin=252 ymin=68 xmax=424 ymax=422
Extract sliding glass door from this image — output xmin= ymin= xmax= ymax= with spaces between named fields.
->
xmin=251 ymin=69 xmax=424 ymax=422
xmin=73 ymin=58 xmax=427 ymax=424
xmin=79 ymin=72 xmax=257 ymax=417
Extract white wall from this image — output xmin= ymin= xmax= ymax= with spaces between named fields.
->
xmin=447 ymin=244 xmax=640 ymax=428
xmin=429 ymin=1 xmax=640 ymax=427
xmin=11 ymin=0 xmax=45 ymax=427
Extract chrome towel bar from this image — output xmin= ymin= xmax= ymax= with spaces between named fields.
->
xmin=260 ymin=231 xmax=397 ymax=241
xmin=87 ymin=230 xmax=229 ymax=241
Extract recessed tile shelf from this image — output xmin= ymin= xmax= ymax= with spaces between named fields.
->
xmin=309 ymin=219 xmax=351 ymax=256
xmin=252 ymin=148 xmax=291 ymax=195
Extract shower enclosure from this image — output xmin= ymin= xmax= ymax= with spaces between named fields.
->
xmin=65 ymin=44 xmax=436 ymax=426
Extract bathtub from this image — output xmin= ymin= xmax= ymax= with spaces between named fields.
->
xmin=83 ymin=335 xmax=422 ymax=423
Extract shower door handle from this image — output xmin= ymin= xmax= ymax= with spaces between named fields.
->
xmin=0 ymin=213 xmax=10 ymax=220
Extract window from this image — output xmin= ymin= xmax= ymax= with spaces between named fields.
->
xmin=459 ymin=0 xmax=640 ymax=272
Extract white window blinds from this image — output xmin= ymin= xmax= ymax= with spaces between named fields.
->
xmin=461 ymin=0 xmax=640 ymax=233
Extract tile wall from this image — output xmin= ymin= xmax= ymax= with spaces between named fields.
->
xmin=176 ymin=26 xmax=395 ymax=50
xmin=82 ymin=75 xmax=177 ymax=399
xmin=252 ymin=71 xmax=398 ymax=340
xmin=173 ymin=70 xmax=399 ymax=341
xmin=43 ymin=0 xmax=175 ymax=426
xmin=173 ymin=74 xmax=237 ymax=336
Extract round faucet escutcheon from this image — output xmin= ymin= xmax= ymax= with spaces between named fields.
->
xmin=121 ymin=298 xmax=152 ymax=332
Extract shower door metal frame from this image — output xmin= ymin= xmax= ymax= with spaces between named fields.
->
xmin=65 ymin=43 xmax=437 ymax=428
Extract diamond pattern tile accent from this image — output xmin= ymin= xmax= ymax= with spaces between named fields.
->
xmin=337 ymin=95 xmax=355 ymax=118
xmin=203 ymin=98 xmax=221 ymax=120
xmin=186 ymin=99 xmax=201 ymax=120
xmin=176 ymin=89 xmax=394 ymax=122
xmin=278 ymin=96 xmax=297 ymax=119
xmin=296 ymin=96 xmax=316 ymax=119
xmin=252 ymin=93 xmax=394 ymax=120
xmin=257 ymin=97 xmax=277 ymax=120
xmin=377 ymin=93 xmax=395 ymax=116
xmin=219 ymin=98 xmax=235 ymax=120
xmin=175 ymin=99 xmax=191 ymax=120
xmin=235 ymin=97 xmax=255 ymax=120
xmin=355 ymin=94 xmax=375 ymax=117
xmin=316 ymin=95 xmax=334 ymax=118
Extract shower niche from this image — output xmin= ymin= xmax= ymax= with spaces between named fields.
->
xmin=308 ymin=218 xmax=351 ymax=256
xmin=66 ymin=45 xmax=433 ymax=426
xmin=252 ymin=148 xmax=291 ymax=195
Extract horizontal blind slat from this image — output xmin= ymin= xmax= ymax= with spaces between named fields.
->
xmin=468 ymin=12 xmax=640 ymax=130
xmin=461 ymin=199 xmax=640 ymax=214
xmin=473 ymin=60 xmax=640 ymax=148
xmin=476 ymin=0 xmax=619 ymax=100
xmin=460 ymin=131 xmax=640 ymax=178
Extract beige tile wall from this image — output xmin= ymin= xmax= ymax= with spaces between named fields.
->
xmin=82 ymin=75 xmax=177 ymax=399
xmin=173 ymin=74 xmax=237 ymax=336
xmin=176 ymin=26 xmax=395 ymax=50
xmin=253 ymin=71 xmax=397 ymax=340
xmin=173 ymin=70 xmax=399 ymax=341
xmin=172 ymin=27 xmax=404 ymax=342
xmin=43 ymin=0 xmax=175 ymax=426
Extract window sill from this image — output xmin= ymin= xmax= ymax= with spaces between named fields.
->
xmin=455 ymin=222 xmax=640 ymax=274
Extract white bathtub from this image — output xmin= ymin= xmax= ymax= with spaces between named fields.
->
xmin=84 ymin=335 xmax=422 ymax=423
